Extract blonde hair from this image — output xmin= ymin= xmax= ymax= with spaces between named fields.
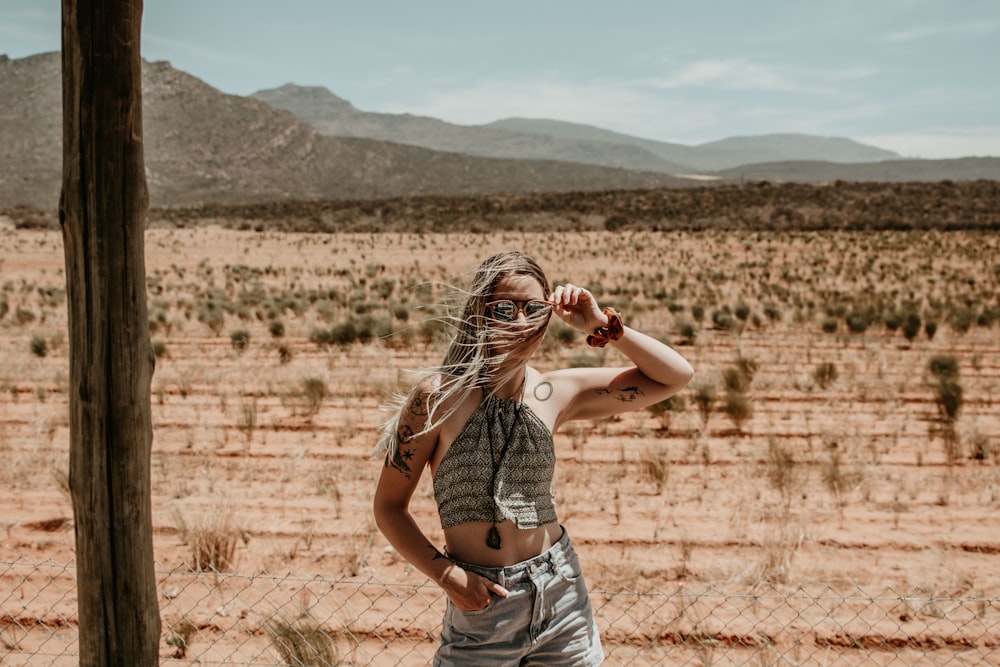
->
xmin=373 ymin=251 xmax=550 ymax=462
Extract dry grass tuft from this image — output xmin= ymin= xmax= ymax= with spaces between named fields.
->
xmin=266 ymin=610 xmax=340 ymax=667
xmin=172 ymin=503 xmax=247 ymax=572
xmin=640 ymin=444 xmax=671 ymax=495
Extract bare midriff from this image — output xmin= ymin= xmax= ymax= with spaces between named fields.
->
xmin=444 ymin=520 xmax=563 ymax=567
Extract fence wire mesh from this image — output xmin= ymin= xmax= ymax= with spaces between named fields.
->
xmin=2 ymin=557 xmax=998 ymax=666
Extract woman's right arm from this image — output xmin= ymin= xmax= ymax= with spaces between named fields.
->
xmin=372 ymin=381 xmax=507 ymax=610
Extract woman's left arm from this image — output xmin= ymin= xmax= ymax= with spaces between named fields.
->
xmin=605 ymin=324 xmax=694 ymax=389
xmin=545 ymin=284 xmax=694 ymax=425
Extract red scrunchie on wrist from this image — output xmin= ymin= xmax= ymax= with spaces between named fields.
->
xmin=586 ymin=307 xmax=624 ymax=348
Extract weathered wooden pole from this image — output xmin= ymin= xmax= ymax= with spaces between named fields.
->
xmin=61 ymin=0 xmax=161 ymax=664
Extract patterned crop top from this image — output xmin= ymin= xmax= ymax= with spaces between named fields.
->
xmin=433 ymin=393 xmax=557 ymax=530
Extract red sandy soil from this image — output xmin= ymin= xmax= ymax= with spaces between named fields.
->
xmin=1 ymin=227 xmax=998 ymax=665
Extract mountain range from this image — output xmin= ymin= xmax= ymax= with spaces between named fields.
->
xmin=2 ymin=51 xmax=998 ymax=210
xmin=253 ymin=83 xmax=901 ymax=173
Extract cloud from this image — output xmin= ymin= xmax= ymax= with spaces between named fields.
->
xmin=829 ymin=66 xmax=880 ymax=81
xmin=858 ymin=127 xmax=1000 ymax=159
xmin=382 ymin=72 xmax=897 ymax=146
xmin=640 ymin=59 xmax=875 ymax=99
xmin=391 ymin=77 xmax=721 ymax=141
xmin=646 ymin=58 xmax=795 ymax=92
xmin=885 ymin=20 xmax=999 ymax=42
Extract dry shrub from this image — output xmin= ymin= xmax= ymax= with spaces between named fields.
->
xmin=692 ymin=382 xmax=716 ymax=429
xmin=230 ymin=328 xmax=251 ymax=352
xmin=238 ymin=395 xmax=257 ymax=443
xmin=568 ymin=352 xmax=603 ymax=368
xmin=927 ymin=354 xmax=963 ymax=459
xmin=745 ymin=525 xmax=804 ymax=585
xmin=543 ymin=320 xmax=578 ymax=348
xmin=172 ymin=504 xmax=246 ymax=572
xmin=764 ymin=439 xmax=801 ymax=509
xmin=341 ymin=527 xmax=376 ymax=577
xmin=813 ymin=362 xmax=837 ymax=390
xmin=645 ymin=394 xmax=685 ymax=433
xmin=933 ymin=379 xmax=963 ymax=424
xmin=725 ymin=356 xmax=757 ymax=392
xmin=311 ymin=465 xmax=342 ymax=517
xmin=640 ymin=444 xmax=670 ymax=494
xmin=723 ymin=390 xmax=753 ymax=433
xmin=296 ymin=377 xmax=329 ymax=420
xmin=266 ymin=610 xmax=340 ymax=667
xmin=29 ymin=334 xmax=47 ymax=357
xmin=820 ymin=444 xmax=863 ymax=507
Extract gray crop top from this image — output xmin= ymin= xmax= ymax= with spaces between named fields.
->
xmin=433 ymin=393 xmax=557 ymax=530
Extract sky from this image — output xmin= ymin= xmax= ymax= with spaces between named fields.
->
xmin=3 ymin=1 xmax=999 ymax=159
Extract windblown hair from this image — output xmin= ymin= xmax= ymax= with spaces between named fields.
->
xmin=373 ymin=251 xmax=550 ymax=463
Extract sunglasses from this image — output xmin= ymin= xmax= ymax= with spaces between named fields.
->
xmin=485 ymin=299 xmax=551 ymax=323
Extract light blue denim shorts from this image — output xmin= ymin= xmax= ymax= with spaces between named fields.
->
xmin=434 ymin=527 xmax=604 ymax=667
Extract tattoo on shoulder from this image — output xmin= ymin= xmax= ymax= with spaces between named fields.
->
xmin=407 ymin=394 xmax=429 ymax=417
xmin=596 ymin=385 xmax=645 ymax=403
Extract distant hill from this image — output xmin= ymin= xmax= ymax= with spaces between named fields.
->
xmin=0 ymin=53 xmax=693 ymax=209
xmin=251 ymin=85 xmax=902 ymax=172
xmin=251 ymin=84 xmax=690 ymax=174
xmin=251 ymin=85 xmax=1000 ymax=183
xmin=696 ymin=134 xmax=900 ymax=169
xmin=254 ymin=84 xmax=1000 ymax=182
xmin=485 ymin=119 xmax=900 ymax=170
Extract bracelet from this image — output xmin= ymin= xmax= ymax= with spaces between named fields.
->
xmin=586 ymin=308 xmax=624 ymax=348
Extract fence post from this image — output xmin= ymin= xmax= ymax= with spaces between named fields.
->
xmin=60 ymin=0 xmax=161 ymax=664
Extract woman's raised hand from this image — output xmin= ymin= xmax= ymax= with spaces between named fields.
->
xmin=549 ymin=284 xmax=607 ymax=334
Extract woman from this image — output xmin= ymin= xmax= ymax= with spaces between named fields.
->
xmin=373 ymin=251 xmax=693 ymax=666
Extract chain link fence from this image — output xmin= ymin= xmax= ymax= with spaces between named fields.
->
xmin=2 ymin=557 xmax=998 ymax=665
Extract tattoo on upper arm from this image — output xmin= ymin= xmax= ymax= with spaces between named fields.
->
xmin=387 ymin=424 xmax=416 ymax=477
xmin=596 ymin=385 xmax=645 ymax=403
xmin=387 ymin=388 xmax=436 ymax=478
xmin=385 ymin=410 xmax=422 ymax=477
xmin=385 ymin=446 xmax=413 ymax=477
xmin=533 ymin=381 xmax=553 ymax=401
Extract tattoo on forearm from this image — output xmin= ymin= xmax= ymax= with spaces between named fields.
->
xmin=533 ymin=381 xmax=553 ymax=401
xmin=596 ymin=385 xmax=645 ymax=403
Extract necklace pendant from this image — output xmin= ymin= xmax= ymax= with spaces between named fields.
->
xmin=486 ymin=525 xmax=502 ymax=550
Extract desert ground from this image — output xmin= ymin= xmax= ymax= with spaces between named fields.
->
xmin=1 ymin=225 xmax=998 ymax=665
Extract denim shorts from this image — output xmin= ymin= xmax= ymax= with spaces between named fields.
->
xmin=434 ymin=527 xmax=604 ymax=667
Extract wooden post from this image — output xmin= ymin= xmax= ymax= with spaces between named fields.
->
xmin=61 ymin=0 xmax=161 ymax=664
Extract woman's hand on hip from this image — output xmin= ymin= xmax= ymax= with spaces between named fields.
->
xmin=440 ymin=565 xmax=509 ymax=611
